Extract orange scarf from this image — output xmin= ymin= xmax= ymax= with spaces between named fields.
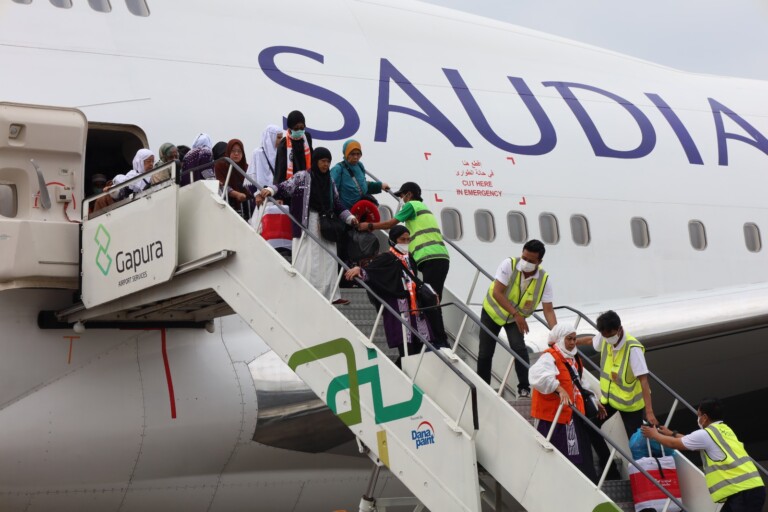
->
xmin=390 ymin=247 xmax=418 ymax=314
xmin=285 ymin=131 xmax=311 ymax=179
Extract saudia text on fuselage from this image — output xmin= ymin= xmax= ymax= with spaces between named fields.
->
xmin=115 ymin=241 xmax=164 ymax=287
xmin=259 ymin=46 xmax=768 ymax=166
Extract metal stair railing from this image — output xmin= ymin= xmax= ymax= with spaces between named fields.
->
xmin=178 ymin=158 xmax=481 ymax=433
xmin=360 ymin=169 xmax=710 ymax=509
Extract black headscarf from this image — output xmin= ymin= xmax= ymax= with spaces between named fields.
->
xmin=309 ymin=147 xmax=333 ymax=213
xmin=286 ymin=110 xmax=306 ymax=129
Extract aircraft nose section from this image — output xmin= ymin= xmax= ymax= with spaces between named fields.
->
xmin=249 ymin=351 xmax=353 ymax=453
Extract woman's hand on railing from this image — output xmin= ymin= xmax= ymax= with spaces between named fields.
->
xmin=556 ymin=386 xmax=572 ymax=405
xmin=345 ymin=266 xmax=362 ymax=281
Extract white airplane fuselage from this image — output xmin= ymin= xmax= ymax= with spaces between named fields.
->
xmin=1 ymin=1 xmax=768 ymax=510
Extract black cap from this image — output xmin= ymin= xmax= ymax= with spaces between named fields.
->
xmin=393 ymin=181 xmax=421 ymax=199
xmin=388 ymin=224 xmax=409 ymax=245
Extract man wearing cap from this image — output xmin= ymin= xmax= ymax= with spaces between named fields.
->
xmin=358 ymin=182 xmax=450 ymax=348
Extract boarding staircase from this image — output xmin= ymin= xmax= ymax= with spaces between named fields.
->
xmin=61 ymin=160 xmax=734 ymax=512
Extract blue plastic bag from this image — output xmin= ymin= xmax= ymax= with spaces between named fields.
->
xmin=629 ymin=427 xmax=675 ymax=460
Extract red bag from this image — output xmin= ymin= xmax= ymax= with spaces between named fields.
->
xmin=628 ymin=441 xmax=682 ymax=512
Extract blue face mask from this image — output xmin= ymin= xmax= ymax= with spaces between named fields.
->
xmin=290 ymin=129 xmax=305 ymax=140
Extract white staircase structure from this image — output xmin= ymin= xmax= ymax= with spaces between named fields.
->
xmin=65 ymin=162 xmax=727 ymax=512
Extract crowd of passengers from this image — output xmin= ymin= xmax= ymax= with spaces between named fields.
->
xmin=88 ymin=110 xmax=766 ymax=511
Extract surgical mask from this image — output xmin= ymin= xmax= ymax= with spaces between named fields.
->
xmin=605 ymin=334 xmax=620 ymax=345
xmin=697 ymin=417 xmax=704 ymax=429
xmin=290 ymin=129 xmax=305 ymax=140
xmin=395 ymin=243 xmax=409 ymax=255
xmin=516 ymin=259 xmax=536 ymax=273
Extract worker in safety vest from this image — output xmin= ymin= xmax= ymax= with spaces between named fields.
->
xmin=358 ymin=182 xmax=450 ymax=348
xmin=577 ymin=310 xmax=658 ymax=437
xmin=642 ymin=398 xmax=765 ymax=512
xmin=477 ymin=239 xmax=557 ymax=398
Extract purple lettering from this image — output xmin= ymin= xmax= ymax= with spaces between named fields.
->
xmin=709 ymin=98 xmax=768 ymax=166
xmin=444 ymin=70 xmax=556 ymax=155
xmin=375 ymin=59 xmax=471 ymax=147
xmin=258 ymin=46 xmax=360 ymax=140
xmin=645 ymin=93 xmax=704 ymax=165
xmin=543 ymin=81 xmax=656 ymax=159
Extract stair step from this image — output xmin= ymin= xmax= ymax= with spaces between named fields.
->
xmin=601 ymin=479 xmax=633 ymax=503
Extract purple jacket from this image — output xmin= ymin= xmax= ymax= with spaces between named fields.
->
xmin=269 ymin=170 xmax=353 ymax=239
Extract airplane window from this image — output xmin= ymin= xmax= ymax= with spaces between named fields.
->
xmin=125 ymin=0 xmax=150 ymax=16
xmin=474 ymin=209 xmax=496 ymax=242
xmin=538 ymin=213 xmax=560 ymax=245
xmin=378 ymin=205 xmax=393 ymax=222
xmin=0 ymin=184 xmax=18 ymax=218
xmin=570 ymin=214 xmax=590 ymax=246
xmin=12 ymin=0 xmax=33 ymax=4
xmin=688 ymin=220 xmax=707 ymax=251
xmin=49 ymin=0 xmax=73 ymax=8
xmin=88 ymin=0 xmax=112 ymax=12
xmin=506 ymin=211 xmax=528 ymax=243
xmin=631 ymin=217 xmax=650 ymax=248
xmin=744 ymin=223 xmax=762 ymax=253
xmin=440 ymin=208 xmax=463 ymax=241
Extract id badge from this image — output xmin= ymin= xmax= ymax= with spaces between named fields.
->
xmin=523 ymin=300 xmax=533 ymax=311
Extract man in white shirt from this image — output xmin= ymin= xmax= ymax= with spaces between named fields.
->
xmin=642 ymin=399 xmax=765 ymax=512
xmin=478 ymin=239 xmax=557 ymax=397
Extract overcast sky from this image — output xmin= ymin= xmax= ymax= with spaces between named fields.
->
xmin=423 ymin=0 xmax=768 ymax=81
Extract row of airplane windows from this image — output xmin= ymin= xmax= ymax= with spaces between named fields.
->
xmin=11 ymin=0 xmax=150 ymax=16
xmin=379 ymin=205 xmax=764 ymax=253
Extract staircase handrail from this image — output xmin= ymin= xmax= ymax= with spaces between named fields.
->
xmin=362 ymin=168 xmax=768 ymax=489
xmin=177 ymin=159 xmax=480 ymax=432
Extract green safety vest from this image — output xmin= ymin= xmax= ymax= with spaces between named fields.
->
xmin=405 ymin=201 xmax=449 ymax=265
xmin=702 ymin=423 xmax=764 ymax=503
xmin=482 ymin=257 xmax=548 ymax=326
xmin=599 ymin=334 xmax=645 ymax=412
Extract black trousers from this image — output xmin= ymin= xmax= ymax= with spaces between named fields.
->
xmin=477 ymin=309 xmax=530 ymax=391
xmin=722 ymin=486 xmax=766 ymax=512
xmin=417 ymin=258 xmax=449 ymax=347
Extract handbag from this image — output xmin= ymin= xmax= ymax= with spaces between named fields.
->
xmin=564 ymin=356 xmax=599 ymax=420
xmin=319 ymin=210 xmax=347 ymax=242
xmin=628 ymin=441 xmax=681 ymax=512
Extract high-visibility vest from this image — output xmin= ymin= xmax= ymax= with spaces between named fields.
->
xmin=404 ymin=201 xmax=449 ymax=265
xmin=599 ymin=334 xmax=645 ymax=412
xmin=482 ymin=257 xmax=548 ymax=326
xmin=531 ymin=347 xmax=584 ymax=424
xmin=702 ymin=423 xmax=764 ymax=503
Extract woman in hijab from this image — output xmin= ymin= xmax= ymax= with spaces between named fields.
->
xmin=181 ymin=133 xmax=214 ymax=185
xmin=274 ymin=110 xmax=313 ymax=184
xmin=344 ymin=225 xmax=431 ymax=367
xmin=126 ymin=148 xmax=155 ymax=193
xmin=214 ymin=139 xmax=252 ymax=216
xmin=260 ymin=147 xmax=357 ymax=304
xmin=330 ymin=139 xmax=389 ymax=210
xmin=151 ymin=143 xmax=178 ymax=184
xmin=529 ymin=323 xmax=599 ymax=483
xmin=249 ymin=125 xmax=283 ymax=188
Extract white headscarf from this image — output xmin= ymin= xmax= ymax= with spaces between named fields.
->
xmin=548 ymin=323 xmax=578 ymax=358
xmin=192 ymin=133 xmax=212 ymax=150
xmin=249 ymin=124 xmax=282 ymax=188
xmin=132 ymin=149 xmax=154 ymax=174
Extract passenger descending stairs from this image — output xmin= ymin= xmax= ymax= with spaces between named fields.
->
xmin=70 ymin=181 xmax=482 ymax=512
xmin=71 ymin=180 xmax=713 ymax=512
xmin=338 ymin=288 xmax=635 ymax=512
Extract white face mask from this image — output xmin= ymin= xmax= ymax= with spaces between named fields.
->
xmin=697 ymin=417 xmax=704 ymax=429
xmin=516 ymin=259 xmax=536 ymax=273
xmin=395 ymin=243 xmax=409 ymax=255
xmin=605 ymin=333 xmax=620 ymax=345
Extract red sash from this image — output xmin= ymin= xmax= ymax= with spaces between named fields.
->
xmin=285 ymin=131 xmax=311 ymax=179
xmin=390 ymin=247 xmax=418 ymax=314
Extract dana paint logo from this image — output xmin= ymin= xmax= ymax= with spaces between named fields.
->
xmin=411 ymin=421 xmax=435 ymax=449
xmin=94 ymin=224 xmax=113 ymax=275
